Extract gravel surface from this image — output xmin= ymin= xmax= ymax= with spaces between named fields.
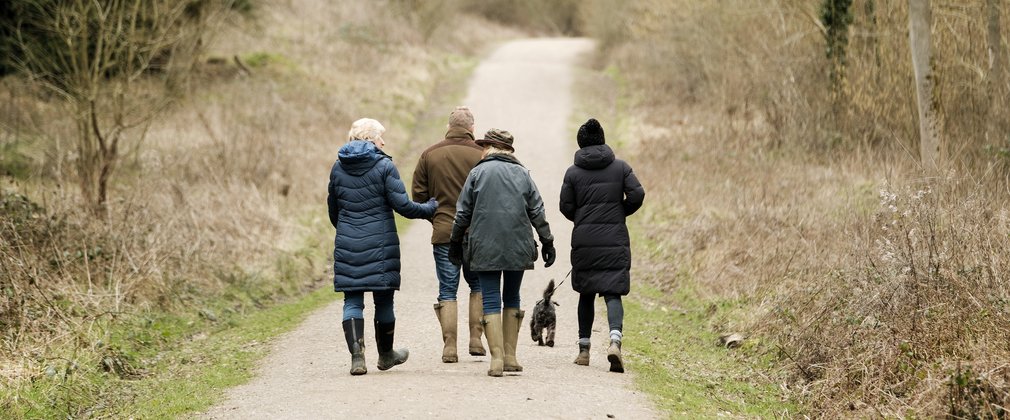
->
xmin=202 ymin=38 xmax=658 ymax=420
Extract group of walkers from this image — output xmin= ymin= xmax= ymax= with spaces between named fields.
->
xmin=326 ymin=107 xmax=645 ymax=378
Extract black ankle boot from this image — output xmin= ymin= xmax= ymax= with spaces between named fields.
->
xmin=374 ymin=320 xmax=408 ymax=371
xmin=342 ymin=318 xmax=367 ymax=375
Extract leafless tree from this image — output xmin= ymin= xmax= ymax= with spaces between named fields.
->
xmin=13 ymin=0 xmax=231 ymax=215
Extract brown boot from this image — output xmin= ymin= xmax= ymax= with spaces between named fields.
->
xmin=468 ymin=292 xmax=486 ymax=356
xmin=574 ymin=342 xmax=590 ymax=366
xmin=607 ymin=339 xmax=624 ymax=373
xmin=482 ymin=314 xmax=504 ymax=377
xmin=433 ymin=301 xmax=458 ymax=363
xmin=502 ymin=308 xmax=524 ymax=372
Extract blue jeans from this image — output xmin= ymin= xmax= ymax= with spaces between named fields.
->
xmin=342 ymin=290 xmax=395 ymax=323
xmin=433 ymin=244 xmax=480 ymax=301
xmin=477 ymin=271 xmax=523 ymax=314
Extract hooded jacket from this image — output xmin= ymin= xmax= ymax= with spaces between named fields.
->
xmin=328 ymin=140 xmax=437 ymax=292
xmin=560 ymin=144 xmax=645 ymax=295
xmin=451 ymin=154 xmax=553 ymax=272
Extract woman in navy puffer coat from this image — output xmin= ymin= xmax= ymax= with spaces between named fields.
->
xmin=328 ymin=118 xmax=437 ymax=376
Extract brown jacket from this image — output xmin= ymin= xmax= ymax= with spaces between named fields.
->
xmin=412 ymin=126 xmax=484 ymax=244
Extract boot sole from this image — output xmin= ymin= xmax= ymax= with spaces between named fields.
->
xmin=377 ymin=359 xmax=406 ymax=371
xmin=378 ymin=351 xmax=409 ymax=371
xmin=607 ymin=353 xmax=624 ymax=373
xmin=350 ymin=367 xmax=367 ymax=375
xmin=442 ymin=356 xmax=458 ymax=363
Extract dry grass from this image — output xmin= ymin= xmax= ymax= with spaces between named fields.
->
xmin=1 ymin=1 xmax=518 ymax=414
xmin=579 ymin=0 xmax=1010 ymax=416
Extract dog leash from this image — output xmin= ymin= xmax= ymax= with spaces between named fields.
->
xmin=553 ymin=269 xmax=572 ymax=290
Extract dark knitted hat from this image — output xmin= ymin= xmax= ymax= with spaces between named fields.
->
xmin=475 ymin=128 xmax=515 ymax=152
xmin=577 ymin=118 xmax=605 ymax=148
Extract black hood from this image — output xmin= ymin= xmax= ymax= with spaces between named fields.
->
xmin=574 ymin=144 xmax=615 ymax=170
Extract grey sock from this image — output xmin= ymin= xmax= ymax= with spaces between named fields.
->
xmin=610 ymin=330 xmax=623 ymax=343
xmin=578 ymin=337 xmax=591 ymax=346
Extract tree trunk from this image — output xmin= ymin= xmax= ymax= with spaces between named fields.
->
xmin=908 ymin=0 xmax=942 ymax=173
xmin=822 ymin=0 xmax=854 ymax=96
xmin=986 ymin=0 xmax=1003 ymax=147
xmin=987 ymin=0 xmax=1003 ymax=82
xmin=865 ymin=0 xmax=882 ymax=72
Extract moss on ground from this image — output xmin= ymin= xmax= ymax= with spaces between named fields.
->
xmin=624 ymin=284 xmax=798 ymax=418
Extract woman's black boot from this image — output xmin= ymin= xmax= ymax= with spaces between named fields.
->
xmin=375 ymin=320 xmax=409 ymax=370
xmin=342 ymin=318 xmax=367 ymax=375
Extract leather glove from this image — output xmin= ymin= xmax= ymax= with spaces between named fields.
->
xmin=541 ymin=240 xmax=556 ymax=268
xmin=448 ymin=240 xmax=464 ymax=267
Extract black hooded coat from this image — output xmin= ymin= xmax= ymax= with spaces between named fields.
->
xmin=559 ymin=144 xmax=645 ymax=295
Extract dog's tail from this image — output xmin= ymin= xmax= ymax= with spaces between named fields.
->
xmin=543 ymin=279 xmax=556 ymax=301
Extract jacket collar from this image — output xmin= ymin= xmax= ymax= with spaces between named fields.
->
xmin=444 ymin=126 xmax=476 ymax=142
xmin=477 ymin=153 xmax=524 ymax=167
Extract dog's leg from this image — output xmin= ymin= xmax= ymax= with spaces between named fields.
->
xmin=546 ymin=325 xmax=555 ymax=347
xmin=531 ymin=316 xmax=544 ymax=345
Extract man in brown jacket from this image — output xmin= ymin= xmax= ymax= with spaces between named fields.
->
xmin=412 ymin=106 xmax=486 ymax=363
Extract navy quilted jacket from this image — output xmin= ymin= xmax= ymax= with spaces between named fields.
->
xmin=327 ymin=140 xmax=437 ymax=292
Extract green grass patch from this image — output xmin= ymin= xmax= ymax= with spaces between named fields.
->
xmin=241 ymin=51 xmax=290 ymax=69
xmin=116 ymin=287 xmax=337 ymax=418
xmin=1 ymin=140 xmax=34 ymax=179
xmin=1 ymin=284 xmax=337 ymax=419
xmin=624 ymin=285 xmax=797 ymax=418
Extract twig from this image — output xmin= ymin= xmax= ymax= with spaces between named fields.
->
xmin=233 ymin=55 xmax=252 ymax=76
xmin=777 ymin=344 xmax=814 ymax=382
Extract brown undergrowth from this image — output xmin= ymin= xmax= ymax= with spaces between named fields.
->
xmin=578 ymin=0 xmax=1010 ymax=416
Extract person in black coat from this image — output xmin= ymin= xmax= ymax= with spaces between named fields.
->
xmin=559 ymin=118 xmax=645 ymax=373
xmin=328 ymin=118 xmax=437 ymax=376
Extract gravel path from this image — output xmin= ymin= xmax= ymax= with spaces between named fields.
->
xmin=203 ymin=38 xmax=658 ymax=420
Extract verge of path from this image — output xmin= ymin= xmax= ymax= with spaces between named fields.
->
xmin=203 ymin=38 xmax=657 ymax=419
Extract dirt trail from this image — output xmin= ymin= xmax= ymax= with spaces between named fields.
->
xmin=203 ymin=38 xmax=657 ymax=419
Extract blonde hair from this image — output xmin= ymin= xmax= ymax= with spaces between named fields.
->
xmin=347 ymin=118 xmax=385 ymax=143
xmin=482 ymin=146 xmax=515 ymax=159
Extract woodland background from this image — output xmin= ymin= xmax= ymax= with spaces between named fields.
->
xmin=2 ymin=0 xmax=1009 ymax=417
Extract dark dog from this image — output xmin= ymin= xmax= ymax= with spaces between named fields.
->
xmin=530 ymin=279 xmax=561 ymax=347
